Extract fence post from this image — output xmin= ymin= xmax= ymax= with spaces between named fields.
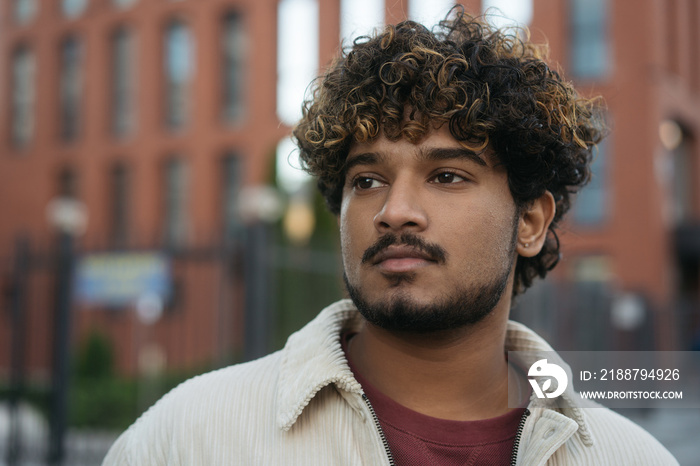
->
xmin=243 ymin=221 xmax=272 ymax=361
xmin=47 ymin=231 xmax=76 ymax=465
xmin=7 ymin=236 xmax=30 ymax=466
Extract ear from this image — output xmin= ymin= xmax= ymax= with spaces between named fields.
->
xmin=516 ymin=191 xmax=556 ymax=257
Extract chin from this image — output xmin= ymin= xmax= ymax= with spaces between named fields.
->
xmin=344 ymin=274 xmax=505 ymax=334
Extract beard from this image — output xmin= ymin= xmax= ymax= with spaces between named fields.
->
xmin=343 ymin=220 xmax=519 ymax=334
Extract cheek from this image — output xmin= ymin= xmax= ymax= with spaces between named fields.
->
xmin=339 ymin=202 xmax=361 ymax=260
xmin=444 ymin=205 xmax=513 ymax=266
xmin=339 ymin=200 xmax=351 ymax=251
xmin=339 ymin=200 xmax=377 ymax=273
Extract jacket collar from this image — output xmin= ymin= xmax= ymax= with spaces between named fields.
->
xmin=276 ymin=299 xmax=593 ymax=446
xmin=276 ymin=300 xmax=363 ymax=430
xmin=504 ymin=320 xmax=595 ymax=447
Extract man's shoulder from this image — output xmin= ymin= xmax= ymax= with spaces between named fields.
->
xmin=134 ymin=298 xmax=359 ymax=419
xmin=572 ymin=402 xmax=678 ymax=465
xmin=584 ymin=404 xmax=671 ymax=446
xmin=102 ymin=301 xmax=361 ymax=465
xmin=102 ymin=352 xmax=286 ymax=465
xmin=143 ymin=351 xmax=284 ymax=418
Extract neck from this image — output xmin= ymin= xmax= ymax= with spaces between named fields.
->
xmin=348 ymin=302 xmax=519 ymax=421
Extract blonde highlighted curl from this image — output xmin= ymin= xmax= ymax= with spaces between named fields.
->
xmin=293 ymin=8 xmax=607 ymax=295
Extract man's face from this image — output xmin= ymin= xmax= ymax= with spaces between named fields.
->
xmin=339 ymin=125 xmax=520 ymax=333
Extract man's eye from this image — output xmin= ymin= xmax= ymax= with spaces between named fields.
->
xmin=353 ymin=177 xmax=380 ymax=190
xmin=431 ymin=172 xmax=465 ymax=184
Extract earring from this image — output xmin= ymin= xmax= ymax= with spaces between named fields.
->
xmin=524 ymin=243 xmax=530 ymax=248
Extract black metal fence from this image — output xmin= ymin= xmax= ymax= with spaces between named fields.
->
xmin=0 ymin=225 xmax=344 ymax=465
xmin=2 ymin=230 xmax=697 ymax=465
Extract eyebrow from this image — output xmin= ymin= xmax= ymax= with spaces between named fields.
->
xmin=344 ymin=147 xmax=487 ymax=173
xmin=343 ymin=152 xmax=385 ymax=173
xmin=420 ymin=147 xmax=487 ymax=166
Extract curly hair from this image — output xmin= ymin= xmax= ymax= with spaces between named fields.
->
xmin=293 ymin=8 xmax=606 ymax=295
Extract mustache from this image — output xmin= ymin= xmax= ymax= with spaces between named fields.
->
xmin=361 ymin=233 xmax=448 ymax=265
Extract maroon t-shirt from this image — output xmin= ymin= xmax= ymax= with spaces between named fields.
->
xmin=343 ymin=334 xmax=526 ymax=465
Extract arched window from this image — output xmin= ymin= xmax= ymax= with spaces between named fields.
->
xmin=58 ymin=166 xmax=79 ymax=198
xmin=13 ymin=0 xmax=38 ymax=24
xmin=112 ymin=0 xmax=137 ymax=9
xmin=111 ymin=27 xmax=135 ymax=137
xmin=410 ymin=0 xmax=455 ymax=26
xmin=163 ymin=158 xmax=188 ymax=247
xmin=62 ymin=0 xmax=88 ymax=18
xmin=481 ymin=0 xmax=533 ymax=28
xmin=276 ymin=0 xmax=318 ymax=125
xmin=59 ymin=35 xmax=84 ymax=141
xmin=574 ymin=141 xmax=609 ymax=226
xmin=11 ymin=45 xmax=35 ymax=148
xmin=221 ymin=12 xmax=246 ymax=122
xmin=110 ymin=163 xmax=130 ymax=247
xmin=164 ymin=20 xmax=193 ymax=129
xmin=570 ymin=0 xmax=609 ymax=79
xmin=340 ymin=0 xmax=384 ymax=43
xmin=221 ymin=153 xmax=243 ymax=240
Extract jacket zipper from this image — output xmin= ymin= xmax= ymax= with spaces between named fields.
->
xmin=510 ymin=408 xmax=531 ymax=466
xmin=362 ymin=393 xmax=396 ymax=466
xmin=363 ymin=393 xmax=529 ymax=466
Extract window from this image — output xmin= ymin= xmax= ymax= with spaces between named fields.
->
xmin=574 ymin=142 xmax=609 ymax=226
xmin=11 ymin=45 xmax=35 ymax=148
xmin=410 ymin=0 xmax=456 ymax=26
xmin=666 ymin=0 xmax=679 ymax=76
xmin=58 ymin=167 xmax=79 ymax=198
xmin=13 ymin=0 xmax=37 ymax=24
xmin=111 ymin=27 xmax=135 ymax=137
xmin=62 ymin=0 xmax=87 ymax=18
xmin=221 ymin=13 xmax=246 ymax=122
xmin=59 ymin=35 xmax=84 ymax=141
xmin=110 ymin=163 xmax=130 ymax=247
xmin=163 ymin=158 xmax=188 ymax=247
xmin=277 ymin=0 xmax=318 ymax=125
xmin=481 ymin=0 xmax=533 ymax=28
xmin=112 ymin=0 xmax=136 ymax=9
xmin=570 ymin=0 xmax=609 ymax=79
xmin=340 ymin=0 xmax=384 ymax=43
xmin=222 ymin=154 xmax=242 ymax=240
xmin=164 ymin=20 xmax=193 ymax=130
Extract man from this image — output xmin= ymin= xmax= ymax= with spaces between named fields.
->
xmin=104 ymin=10 xmax=677 ymax=465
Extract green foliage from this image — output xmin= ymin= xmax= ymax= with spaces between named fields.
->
xmin=64 ymin=331 xmax=212 ymax=430
xmin=75 ymin=330 xmax=114 ymax=380
xmin=69 ymin=377 xmax=139 ymax=429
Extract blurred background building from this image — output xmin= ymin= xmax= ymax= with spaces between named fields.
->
xmin=0 ymin=0 xmax=699 ymax=464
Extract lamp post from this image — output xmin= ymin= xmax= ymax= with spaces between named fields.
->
xmin=45 ymin=197 xmax=87 ymax=465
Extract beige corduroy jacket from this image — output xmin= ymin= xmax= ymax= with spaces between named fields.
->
xmin=102 ymin=299 xmax=678 ymax=465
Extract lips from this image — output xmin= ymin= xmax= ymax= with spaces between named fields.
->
xmin=371 ymin=245 xmax=437 ymax=273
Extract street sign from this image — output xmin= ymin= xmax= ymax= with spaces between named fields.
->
xmin=74 ymin=252 xmax=171 ymax=307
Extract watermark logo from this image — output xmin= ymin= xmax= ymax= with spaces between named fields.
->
xmin=528 ymin=359 xmax=568 ymax=399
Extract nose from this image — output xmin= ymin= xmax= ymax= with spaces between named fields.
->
xmin=373 ymin=180 xmax=428 ymax=233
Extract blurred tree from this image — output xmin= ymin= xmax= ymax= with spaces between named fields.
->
xmin=75 ymin=331 xmax=114 ymax=380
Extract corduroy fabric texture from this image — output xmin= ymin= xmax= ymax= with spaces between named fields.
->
xmin=102 ymin=300 xmax=678 ymax=466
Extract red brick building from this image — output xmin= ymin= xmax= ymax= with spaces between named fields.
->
xmin=1 ymin=0 xmax=699 ymax=382
xmin=523 ymin=0 xmax=700 ymax=352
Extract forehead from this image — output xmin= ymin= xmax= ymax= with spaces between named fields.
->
xmin=346 ymin=125 xmax=497 ymax=168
